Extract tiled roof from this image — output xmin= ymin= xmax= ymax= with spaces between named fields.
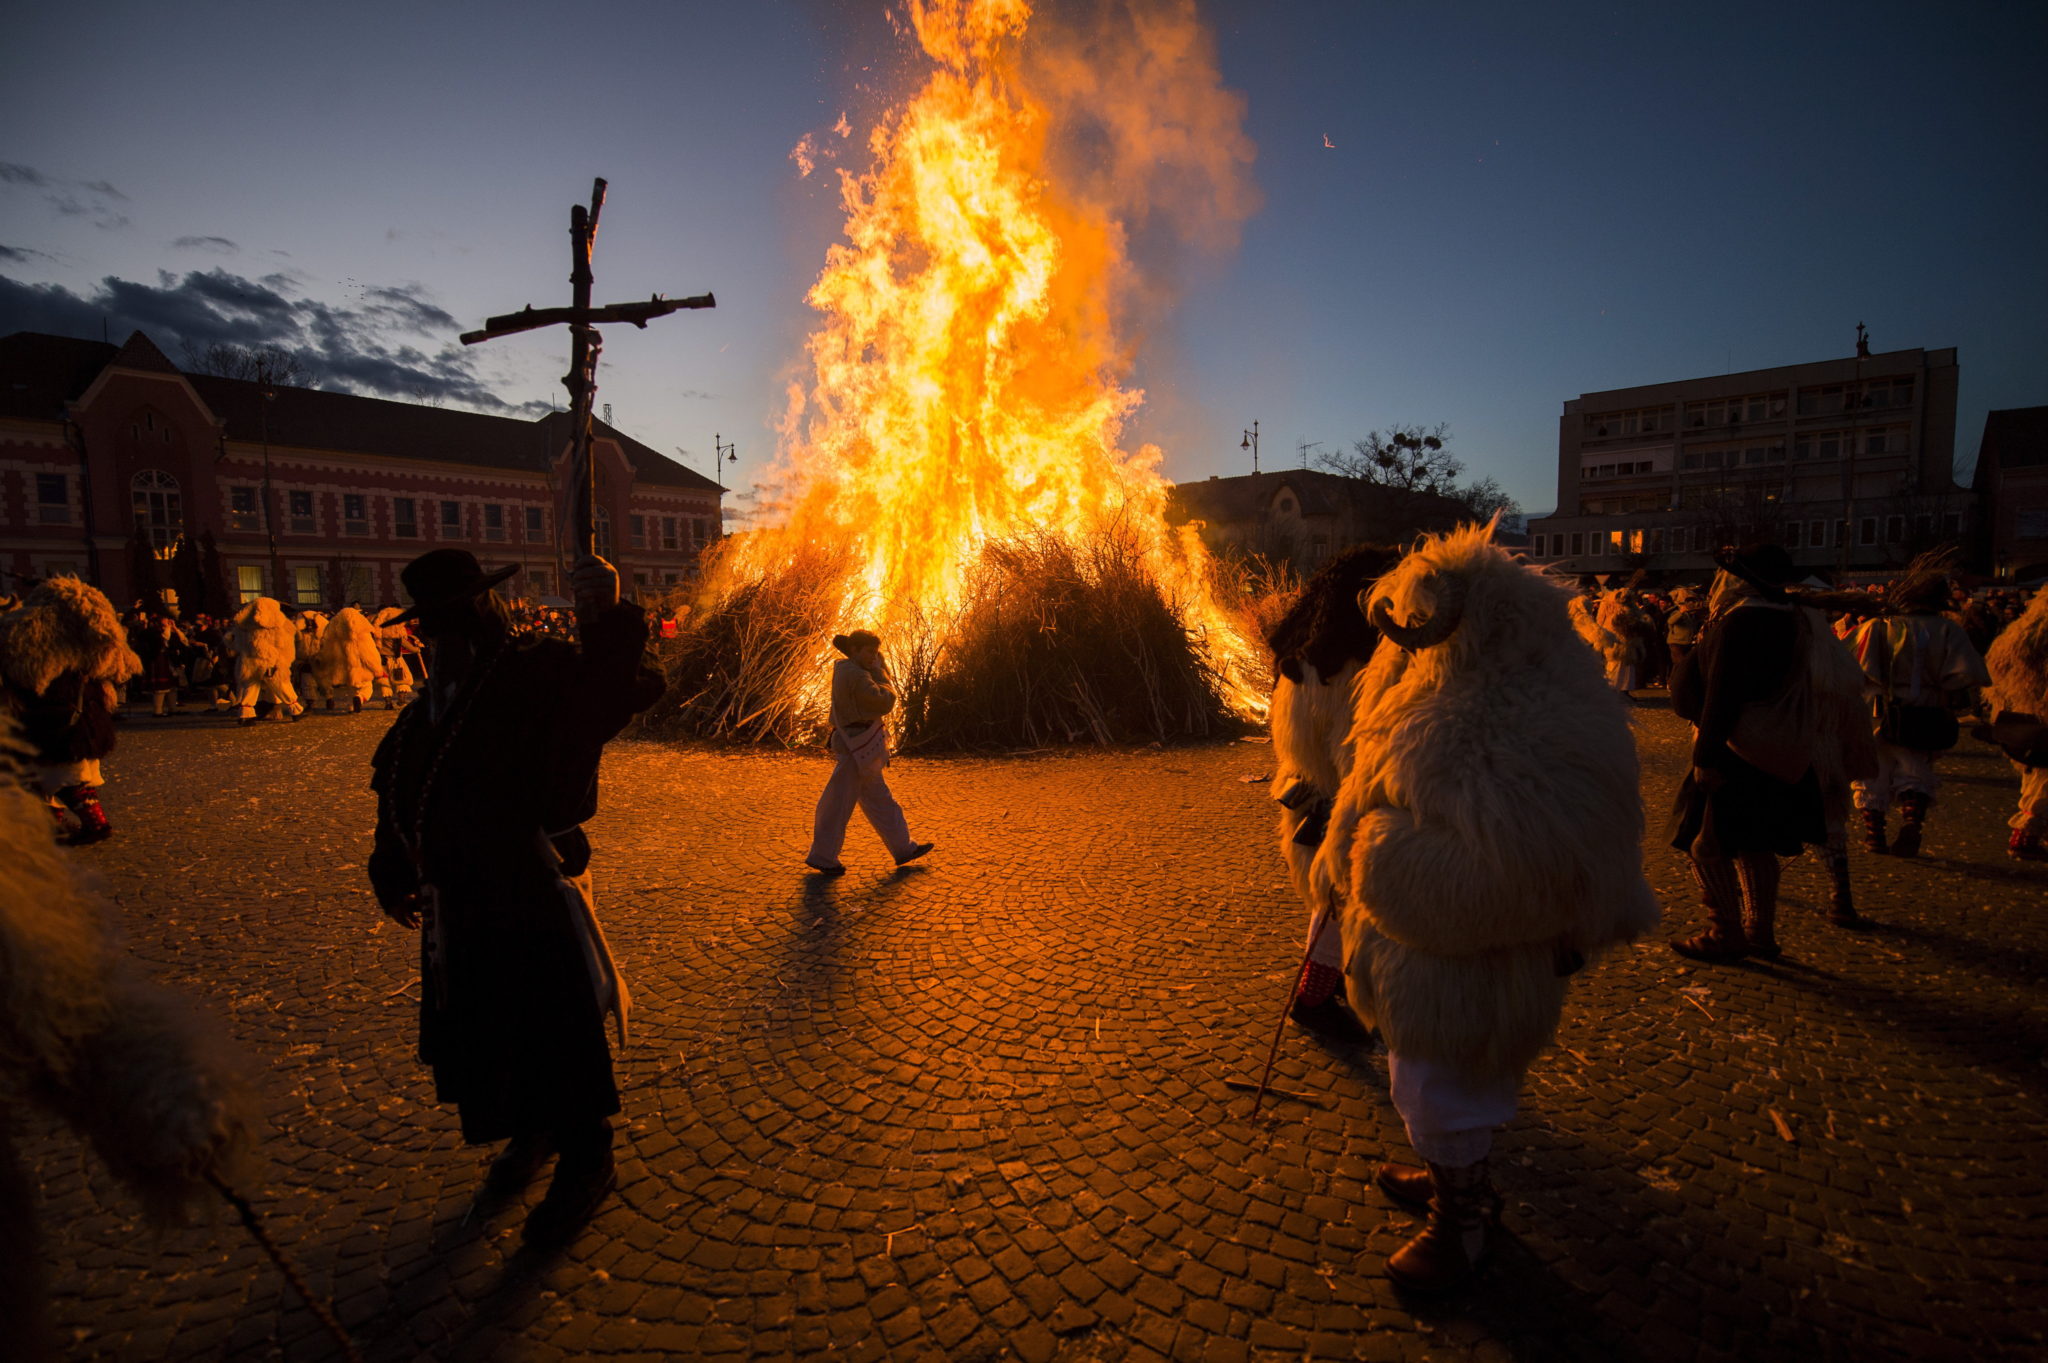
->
xmin=0 ymin=329 xmax=723 ymax=494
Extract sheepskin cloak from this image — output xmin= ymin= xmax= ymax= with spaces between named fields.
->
xmin=316 ymin=607 xmax=385 ymax=696
xmin=1313 ymin=526 xmax=1659 ymax=1080
xmin=227 ymin=598 xmax=295 ymax=688
xmin=368 ymin=603 xmax=664 ymax=1145
xmin=0 ymin=578 xmax=140 ymax=768
xmin=1987 ymin=586 xmax=2048 ymax=723
xmin=1270 ymin=659 xmax=1365 ymax=910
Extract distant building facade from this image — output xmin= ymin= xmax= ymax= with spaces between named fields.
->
xmin=0 ymin=330 xmax=724 ymax=609
xmin=1525 ymin=345 xmax=1977 ymax=579
xmin=1972 ymin=406 xmax=2048 ymax=585
xmin=1167 ymin=469 xmax=1470 ymax=573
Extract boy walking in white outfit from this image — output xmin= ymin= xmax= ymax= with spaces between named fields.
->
xmin=806 ymin=630 xmax=933 ymax=876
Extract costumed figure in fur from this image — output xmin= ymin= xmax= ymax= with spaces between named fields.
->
xmin=0 ymin=576 xmax=141 ymax=843
xmin=373 ymin=606 xmax=418 ymax=705
xmin=227 ymin=597 xmax=304 ymax=724
xmin=1846 ymin=552 xmax=1989 ymax=858
xmin=1593 ymin=587 xmax=1653 ymax=697
xmin=316 ymin=606 xmax=387 ymax=713
xmin=1309 ymin=523 xmax=1658 ymax=1292
xmin=0 ymin=716 xmax=253 ymax=1359
xmin=369 ymin=550 xmax=663 ymax=1247
xmin=1264 ymin=543 xmax=1403 ymax=1041
xmin=1981 ymin=584 xmax=2048 ymax=860
xmin=292 ymin=610 xmax=328 ymax=709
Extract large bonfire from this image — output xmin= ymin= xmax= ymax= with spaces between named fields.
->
xmin=661 ymin=0 xmax=1270 ymax=747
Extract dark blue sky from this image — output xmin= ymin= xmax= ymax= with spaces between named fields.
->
xmin=3 ymin=1 xmax=2042 ymax=516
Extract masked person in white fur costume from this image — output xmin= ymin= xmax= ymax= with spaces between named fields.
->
xmin=1982 ymin=585 xmax=2048 ymax=860
xmin=1309 ymin=524 xmax=1659 ymax=1292
xmin=0 ymin=576 xmax=141 ymax=843
xmin=1265 ymin=544 xmax=1404 ymax=1039
xmin=227 ymin=596 xmax=304 ymax=724
xmin=293 ymin=610 xmax=328 ymax=708
xmin=0 ymin=716 xmax=253 ymax=1359
xmin=316 ymin=605 xmax=390 ymax=713
xmin=373 ymin=606 xmax=418 ymax=705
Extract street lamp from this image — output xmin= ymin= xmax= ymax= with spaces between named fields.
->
xmin=1241 ymin=420 xmax=1260 ymax=475
xmin=714 ymin=433 xmax=737 ymax=470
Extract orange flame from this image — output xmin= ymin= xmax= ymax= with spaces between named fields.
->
xmin=721 ymin=0 xmax=1266 ymax=718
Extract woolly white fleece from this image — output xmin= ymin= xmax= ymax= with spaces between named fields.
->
xmin=1987 ymin=585 xmax=2048 ymax=722
xmin=228 ymin=597 xmax=295 ymax=686
xmin=1270 ymin=659 xmax=1366 ymax=909
xmin=0 ymin=576 xmax=141 ymax=696
xmin=315 ymin=607 xmax=386 ymax=695
xmin=1311 ymin=524 xmax=1659 ymax=1078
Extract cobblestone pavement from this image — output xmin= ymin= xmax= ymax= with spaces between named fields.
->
xmin=23 ymin=694 xmax=2048 ymax=1362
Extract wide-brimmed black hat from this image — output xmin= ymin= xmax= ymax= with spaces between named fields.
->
xmin=1713 ymin=542 xmax=1800 ymax=594
xmin=390 ymin=549 xmax=518 ymax=624
xmin=831 ymin=629 xmax=881 ymax=656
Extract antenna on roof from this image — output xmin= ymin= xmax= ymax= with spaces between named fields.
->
xmin=602 ymin=402 xmax=612 ymax=426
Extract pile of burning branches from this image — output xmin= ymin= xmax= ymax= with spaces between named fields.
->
xmin=649 ymin=527 xmax=1259 ymax=751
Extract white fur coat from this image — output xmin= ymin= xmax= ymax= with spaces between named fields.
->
xmin=1311 ymin=525 xmax=1659 ymax=1078
xmin=1270 ymin=659 xmax=1366 ymax=910
xmin=227 ymin=598 xmax=295 ymax=686
xmin=315 ymin=607 xmax=385 ymax=694
xmin=1987 ymin=586 xmax=2048 ymax=721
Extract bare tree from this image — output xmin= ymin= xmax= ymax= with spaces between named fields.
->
xmin=1456 ymin=475 xmax=1521 ymax=523
xmin=181 ymin=340 xmax=320 ymax=388
xmin=1316 ymin=423 xmax=1520 ymax=522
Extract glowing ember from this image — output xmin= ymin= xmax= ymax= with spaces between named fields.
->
xmin=701 ymin=0 xmax=1267 ymax=731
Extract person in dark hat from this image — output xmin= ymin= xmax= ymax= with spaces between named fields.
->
xmin=804 ymin=628 xmax=932 ymax=876
xmin=366 ymin=549 xmax=663 ymax=1247
xmin=1667 ymin=544 xmax=1828 ymax=961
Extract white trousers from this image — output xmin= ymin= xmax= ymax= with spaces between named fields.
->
xmin=1387 ymin=1054 xmax=1521 ymax=1169
xmin=2014 ymin=763 xmax=2048 ymax=828
xmin=237 ymin=673 xmax=302 ymax=718
xmin=1852 ymin=744 xmax=1938 ymax=811
xmin=808 ymin=755 xmax=914 ymax=865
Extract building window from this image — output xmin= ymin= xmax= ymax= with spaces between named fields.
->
xmin=1570 ymin=531 xmax=1585 ymax=555
xmin=1858 ymin=517 xmax=1878 ymax=546
xmin=130 ymin=469 xmax=183 ymax=554
xmin=1783 ymin=522 xmax=1802 ymax=549
xmin=36 ymin=472 xmax=69 ymax=524
xmin=293 ymin=565 xmax=322 ymax=605
xmin=525 ymin=506 xmax=544 ymax=541
xmin=1809 ymin=520 xmax=1826 ymax=547
xmin=1884 ymin=515 xmax=1904 ymax=544
xmin=595 ymin=506 xmax=613 ymax=559
xmin=529 ymin=568 xmax=553 ymax=597
xmin=660 ymin=516 xmax=679 ymax=551
xmin=229 ymin=485 xmax=261 ymax=532
xmin=629 ymin=514 xmax=647 ymax=549
xmin=693 ymin=517 xmax=710 ymax=544
xmin=393 ymin=497 xmax=418 ymax=538
xmin=440 ymin=500 xmax=461 ymax=537
xmin=1649 ymin=527 xmax=1664 ymax=554
xmin=237 ymin=564 xmax=264 ymax=604
xmin=343 ymin=493 xmax=369 ymax=536
xmin=483 ymin=503 xmax=506 ymax=542
xmin=288 ymin=490 xmax=315 ymax=534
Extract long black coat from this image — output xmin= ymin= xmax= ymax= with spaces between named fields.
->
xmin=368 ymin=604 xmax=664 ymax=1144
xmin=1668 ymin=600 xmax=1827 ymax=857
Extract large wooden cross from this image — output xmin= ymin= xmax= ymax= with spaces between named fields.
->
xmin=461 ymin=178 xmax=715 ymax=566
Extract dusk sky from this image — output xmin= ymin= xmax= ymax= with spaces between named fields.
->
xmin=3 ymin=0 xmax=2043 ymax=519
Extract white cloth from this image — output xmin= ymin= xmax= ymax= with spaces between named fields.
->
xmin=35 ymin=758 xmax=102 ymax=794
xmin=808 ymin=752 xmax=915 ymax=865
xmin=1387 ymin=1053 xmax=1521 ymax=1169
xmin=1852 ymin=743 xmax=1938 ymax=811
xmin=235 ymin=674 xmax=301 ymax=718
xmin=1305 ymin=905 xmax=1343 ymax=969
xmin=2014 ymin=762 xmax=2048 ymax=828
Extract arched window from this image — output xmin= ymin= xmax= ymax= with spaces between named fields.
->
xmin=130 ymin=469 xmax=183 ymax=555
xmin=594 ymin=505 xmax=614 ymax=560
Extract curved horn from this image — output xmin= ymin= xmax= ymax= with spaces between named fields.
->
xmin=1362 ymin=574 xmax=1471 ymax=652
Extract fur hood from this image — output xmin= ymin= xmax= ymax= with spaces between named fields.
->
xmin=1313 ymin=524 xmax=1659 ymax=1076
xmin=0 ymin=577 xmax=142 ymax=696
xmin=316 ymin=607 xmax=386 ymax=689
xmin=228 ymin=598 xmax=295 ymax=679
xmin=1987 ymin=585 xmax=2048 ymax=720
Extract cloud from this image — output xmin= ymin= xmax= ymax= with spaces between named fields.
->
xmin=0 ymin=162 xmax=131 ymax=231
xmin=676 ymin=389 xmax=717 ymax=400
xmin=0 ymin=244 xmax=59 ymax=265
xmin=0 ymin=267 xmax=551 ymax=416
xmin=172 ymin=235 xmax=240 ymax=253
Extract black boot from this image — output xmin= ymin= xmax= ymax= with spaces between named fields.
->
xmin=522 ymin=1119 xmax=616 ymax=1247
xmin=1387 ymin=1161 xmax=1501 ymax=1293
xmin=1892 ymin=792 xmax=1931 ymax=858
xmin=1825 ymin=846 xmax=1870 ymax=928
xmin=484 ymin=1132 xmax=557 ymax=1195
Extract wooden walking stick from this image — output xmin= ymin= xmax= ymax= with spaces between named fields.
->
xmin=1247 ymin=904 xmax=1338 ymax=1120
xmin=207 ymin=1173 xmax=364 ymax=1363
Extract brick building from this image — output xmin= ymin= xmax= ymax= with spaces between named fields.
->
xmin=0 ymin=330 xmax=723 ymax=609
xmin=1972 ymin=406 xmax=2048 ymax=585
xmin=1525 ymin=344 xmax=1977 ymax=579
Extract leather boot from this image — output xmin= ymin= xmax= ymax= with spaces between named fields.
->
xmin=1859 ymin=807 xmax=1889 ymax=855
xmin=2010 ymin=817 xmax=2047 ymax=862
xmin=484 ymin=1132 xmax=557 ymax=1195
xmin=1375 ymin=1162 xmax=1432 ymax=1208
xmin=1892 ymin=792 xmax=1931 ymax=858
xmin=1825 ymin=847 xmax=1870 ymax=928
xmin=57 ymin=785 xmax=111 ymax=844
xmin=522 ymin=1120 xmax=616 ymax=1247
xmin=1387 ymin=1160 xmax=1500 ymax=1293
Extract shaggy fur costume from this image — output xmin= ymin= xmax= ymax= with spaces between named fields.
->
xmin=1312 ymin=525 xmax=1660 ymax=1079
xmin=0 ymin=576 xmax=141 ymax=698
xmin=228 ymin=597 xmax=296 ymax=686
xmin=1986 ymin=586 xmax=2048 ymax=725
xmin=0 ymin=721 xmax=252 ymax=1356
xmin=316 ymin=606 xmax=386 ymax=700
